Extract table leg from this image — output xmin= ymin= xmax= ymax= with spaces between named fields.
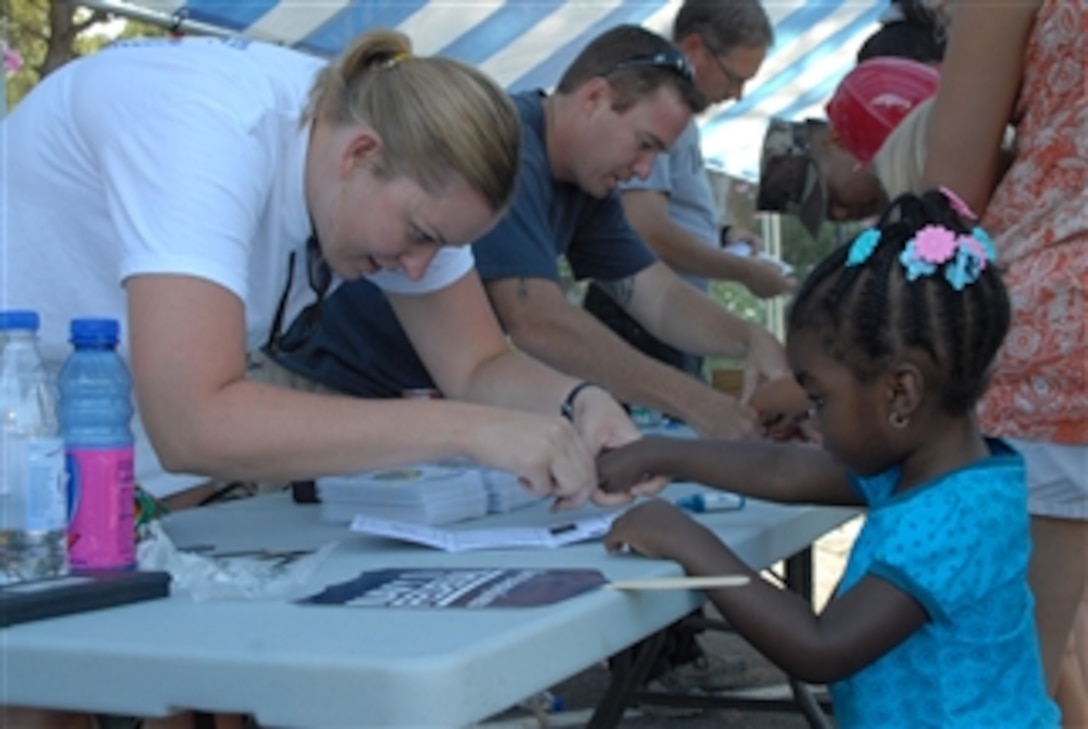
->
xmin=586 ymin=628 xmax=668 ymax=729
xmin=587 ymin=546 xmax=834 ymax=729
xmin=784 ymin=548 xmax=814 ymax=601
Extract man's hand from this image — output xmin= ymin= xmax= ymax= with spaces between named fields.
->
xmin=732 ymin=256 xmax=797 ymax=299
xmin=739 ymin=324 xmax=793 ymax=403
xmin=722 ymin=225 xmax=765 ymax=253
xmin=722 ymin=230 xmax=796 ymax=298
xmin=749 ymin=375 xmax=822 ymax=445
xmin=679 ymin=389 xmax=762 ymax=440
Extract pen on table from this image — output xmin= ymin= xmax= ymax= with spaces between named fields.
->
xmin=674 ymin=492 xmax=745 ymax=513
xmin=548 ymin=522 xmax=579 ymax=535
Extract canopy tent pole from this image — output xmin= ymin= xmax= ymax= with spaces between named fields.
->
xmin=71 ymin=0 xmax=239 ymax=40
xmin=762 ymin=212 xmax=785 ymax=340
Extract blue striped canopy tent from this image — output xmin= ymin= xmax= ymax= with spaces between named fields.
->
xmin=90 ymin=0 xmax=886 ymax=180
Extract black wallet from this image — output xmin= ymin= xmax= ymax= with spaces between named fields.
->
xmin=0 ymin=570 xmax=171 ymax=628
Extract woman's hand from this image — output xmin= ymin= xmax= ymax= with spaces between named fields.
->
xmin=567 ymin=384 xmax=641 ymax=456
xmin=466 ymin=407 xmax=603 ymax=511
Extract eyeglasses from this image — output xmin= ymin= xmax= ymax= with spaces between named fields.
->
xmin=708 ymin=50 xmax=749 ymax=95
xmin=609 ymin=49 xmax=694 ymax=82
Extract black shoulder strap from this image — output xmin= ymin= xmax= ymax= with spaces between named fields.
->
xmin=265 ymin=249 xmax=297 ymax=353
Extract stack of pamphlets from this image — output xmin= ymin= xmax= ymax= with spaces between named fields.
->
xmin=318 ymin=459 xmax=547 ymax=525
xmin=349 ymin=510 xmax=624 ymax=552
xmin=317 ymin=463 xmax=490 ymax=525
xmin=480 ymin=468 xmax=546 ymax=513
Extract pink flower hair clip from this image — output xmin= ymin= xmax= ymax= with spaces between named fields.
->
xmin=914 ymin=225 xmax=958 ymax=264
xmin=899 ymin=224 xmax=994 ymax=289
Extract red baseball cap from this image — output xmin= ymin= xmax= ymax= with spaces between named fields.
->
xmin=826 ymin=57 xmax=940 ymax=165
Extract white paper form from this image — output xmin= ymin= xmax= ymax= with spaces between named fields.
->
xmin=350 ymin=512 xmax=624 ymax=552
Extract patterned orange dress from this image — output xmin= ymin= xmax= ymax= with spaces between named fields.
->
xmin=977 ymin=0 xmax=1088 ymax=446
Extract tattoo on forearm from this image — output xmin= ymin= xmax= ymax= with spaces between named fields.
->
xmin=597 ymin=277 xmax=635 ymax=307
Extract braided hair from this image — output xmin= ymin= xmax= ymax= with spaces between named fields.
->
xmin=788 ymin=190 xmax=1010 ymax=414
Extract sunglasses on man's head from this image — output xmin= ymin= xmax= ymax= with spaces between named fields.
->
xmin=609 ymin=49 xmax=694 ymax=82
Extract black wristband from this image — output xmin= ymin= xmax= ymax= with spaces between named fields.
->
xmin=719 ymin=225 xmax=732 ymax=248
xmin=560 ymin=381 xmax=598 ymax=421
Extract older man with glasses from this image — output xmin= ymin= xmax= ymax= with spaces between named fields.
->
xmin=585 ymin=0 xmax=794 ymax=383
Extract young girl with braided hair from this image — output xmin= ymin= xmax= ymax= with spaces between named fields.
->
xmin=598 ymin=190 xmax=1060 ymax=727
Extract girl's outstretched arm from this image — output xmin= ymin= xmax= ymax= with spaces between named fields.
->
xmin=606 ymin=501 xmax=927 ymax=684
xmin=598 ymin=435 xmax=859 ymax=505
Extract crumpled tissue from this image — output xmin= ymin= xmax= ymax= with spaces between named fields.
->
xmin=137 ymin=520 xmax=337 ymax=602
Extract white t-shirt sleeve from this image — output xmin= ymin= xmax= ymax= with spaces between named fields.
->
xmin=365 ymin=246 xmax=475 ymax=294
xmin=78 ymin=59 xmax=274 ymax=301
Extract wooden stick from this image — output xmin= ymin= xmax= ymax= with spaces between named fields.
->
xmin=605 ymin=575 xmax=749 ymax=591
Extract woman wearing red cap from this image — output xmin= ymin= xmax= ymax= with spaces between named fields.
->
xmin=825 ymin=55 xmax=941 ymax=170
xmin=921 ymin=0 xmax=1088 ymax=724
xmin=753 ymin=57 xmax=939 ymax=233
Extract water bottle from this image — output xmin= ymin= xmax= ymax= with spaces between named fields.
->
xmin=0 ymin=310 xmax=69 ymax=584
xmin=58 ymin=318 xmax=136 ymax=570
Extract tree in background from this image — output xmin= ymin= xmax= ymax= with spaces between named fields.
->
xmin=4 ymin=0 xmax=163 ymax=109
xmin=705 ymin=175 xmax=862 ymax=375
xmin=713 ymin=175 xmax=858 ymax=325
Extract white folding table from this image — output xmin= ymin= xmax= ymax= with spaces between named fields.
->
xmin=0 ymin=487 xmax=856 ymax=728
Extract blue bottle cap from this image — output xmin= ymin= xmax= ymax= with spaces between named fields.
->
xmin=0 ymin=310 xmax=41 ymax=331
xmin=70 ymin=317 xmax=120 ymax=346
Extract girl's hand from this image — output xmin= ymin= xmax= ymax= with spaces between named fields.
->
xmin=596 ymin=436 xmax=674 ymax=495
xmin=565 ymin=385 xmax=658 ymax=507
xmin=604 ymin=499 xmax=712 ymax=561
